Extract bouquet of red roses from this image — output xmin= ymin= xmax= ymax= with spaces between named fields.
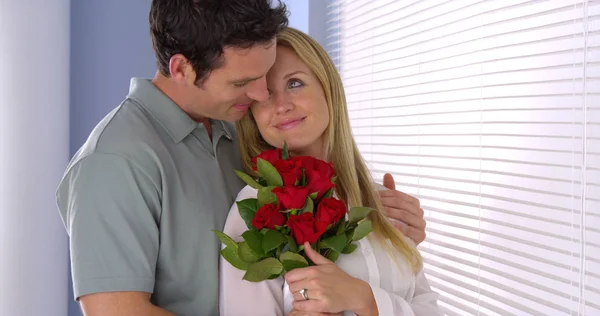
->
xmin=213 ymin=143 xmax=374 ymax=282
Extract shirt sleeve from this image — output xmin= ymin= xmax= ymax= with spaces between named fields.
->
xmin=219 ymin=186 xmax=285 ymax=316
xmin=370 ymin=267 xmax=442 ymax=316
xmin=56 ymin=152 xmax=162 ymax=300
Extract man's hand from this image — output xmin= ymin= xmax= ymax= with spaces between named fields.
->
xmin=378 ymin=173 xmax=426 ymax=244
xmin=80 ymin=291 xmax=175 ymax=316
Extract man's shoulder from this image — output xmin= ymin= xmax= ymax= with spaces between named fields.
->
xmin=65 ymin=98 xmax=166 ymax=179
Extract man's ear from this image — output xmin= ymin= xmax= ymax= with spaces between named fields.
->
xmin=169 ymin=54 xmax=196 ymax=84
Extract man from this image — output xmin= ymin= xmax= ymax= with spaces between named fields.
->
xmin=56 ymin=1 xmax=426 ymax=315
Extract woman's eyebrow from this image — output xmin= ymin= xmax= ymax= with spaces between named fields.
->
xmin=283 ymin=71 xmax=306 ymax=79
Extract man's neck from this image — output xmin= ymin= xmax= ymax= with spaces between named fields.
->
xmin=200 ymin=118 xmax=212 ymax=141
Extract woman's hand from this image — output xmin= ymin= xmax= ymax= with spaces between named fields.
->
xmin=285 ymin=242 xmax=379 ymax=316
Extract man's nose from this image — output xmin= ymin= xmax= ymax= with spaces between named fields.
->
xmin=246 ymin=77 xmax=269 ymax=102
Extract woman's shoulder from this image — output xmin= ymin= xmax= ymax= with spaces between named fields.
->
xmin=235 ymin=184 xmax=259 ymax=201
xmin=224 ymin=185 xmax=259 ymax=238
xmin=372 ymin=182 xmax=389 ymax=191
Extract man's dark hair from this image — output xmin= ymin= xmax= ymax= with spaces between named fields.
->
xmin=149 ymin=0 xmax=288 ymax=85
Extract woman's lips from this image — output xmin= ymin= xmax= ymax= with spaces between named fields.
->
xmin=276 ymin=117 xmax=305 ymax=130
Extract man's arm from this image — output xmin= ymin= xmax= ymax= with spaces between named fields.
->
xmin=377 ymin=173 xmax=427 ymax=244
xmin=80 ymin=292 xmax=174 ymax=316
xmin=57 ymin=153 xmax=165 ymax=314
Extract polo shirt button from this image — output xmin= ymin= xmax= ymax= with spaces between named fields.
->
xmin=364 ymin=247 xmax=372 ymax=256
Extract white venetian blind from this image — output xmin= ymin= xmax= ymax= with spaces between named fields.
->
xmin=325 ymin=0 xmax=600 ymax=315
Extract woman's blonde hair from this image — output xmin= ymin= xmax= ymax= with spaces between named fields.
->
xmin=236 ymin=27 xmax=422 ymax=272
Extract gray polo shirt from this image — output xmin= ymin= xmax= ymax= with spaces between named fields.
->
xmin=57 ymin=78 xmax=245 ymax=315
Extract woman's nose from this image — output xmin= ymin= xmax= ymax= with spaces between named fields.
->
xmin=272 ymin=91 xmax=293 ymax=114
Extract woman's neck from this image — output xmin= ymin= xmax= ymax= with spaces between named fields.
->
xmin=290 ymin=142 xmax=327 ymax=161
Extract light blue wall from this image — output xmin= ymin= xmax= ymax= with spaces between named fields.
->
xmin=70 ymin=0 xmax=156 ymax=155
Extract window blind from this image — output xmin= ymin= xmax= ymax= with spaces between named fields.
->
xmin=325 ymin=0 xmax=599 ymax=315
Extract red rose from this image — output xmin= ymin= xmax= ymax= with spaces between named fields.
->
xmin=313 ymin=159 xmax=335 ymax=179
xmin=251 ymin=148 xmax=283 ymax=171
xmin=293 ymin=156 xmax=318 ymax=171
xmin=252 ymin=203 xmax=286 ymax=230
xmin=294 ymin=156 xmax=335 ymax=200
xmin=315 ymin=197 xmax=347 ymax=226
xmin=287 ymin=213 xmax=328 ymax=245
xmin=305 ymin=170 xmax=335 ymax=201
xmin=274 ymin=159 xmax=302 ymax=186
xmin=295 ymin=156 xmax=335 ymax=179
xmin=273 ymin=186 xmax=309 ymax=210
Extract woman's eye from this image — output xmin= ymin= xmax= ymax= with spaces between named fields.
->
xmin=287 ymin=79 xmax=303 ymax=89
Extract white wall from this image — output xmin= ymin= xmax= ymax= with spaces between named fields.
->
xmin=0 ymin=1 xmax=70 ymax=315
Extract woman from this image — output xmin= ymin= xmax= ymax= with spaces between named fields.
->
xmin=219 ymin=27 xmax=442 ymax=316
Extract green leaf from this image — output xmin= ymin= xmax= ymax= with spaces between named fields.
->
xmin=326 ymin=250 xmax=340 ymax=262
xmin=258 ymin=186 xmax=278 ymax=207
xmin=282 ymin=142 xmax=289 ymax=160
xmin=238 ymin=242 xmax=260 ymax=263
xmin=345 ymin=228 xmax=355 ymax=242
xmin=267 ymin=274 xmax=280 ymax=280
xmin=319 ymin=234 xmax=347 ymax=253
xmin=286 ymin=235 xmax=299 ymax=253
xmin=212 ymin=230 xmax=237 ymax=249
xmin=279 ymin=251 xmax=309 ymax=271
xmin=234 ymin=170 xmax=262 ymax=190
xmin=220 ymin=246 xmax=248 ymax=270
xmin=300 ymin=196 xmax=314 ymax=214
xmin=243 ymin=258 xmax=284 ymax=282
xmin=335 ymin=219 xmax=346 ymax=236
xmin=323 ymin=188 xmax=335 ymax=199
xmin=342 ymin=242 xmax=358 ymax=254
xmin=237 ymin=199 xmax=258 ymax=230
xmin=331 ymin=175 xmax=338 ymax=184
xmin=309 ymin=192 xmax=318 ymax=200
xmin=348 ymin=207 xmax=374 ymax=224
xmin=258 ymin=178 xmax=268 ymax=187
xmin=352 ymin=219 xmax=373 ymax=241
xmin=257 ymin=158 xmax=283 ymax=187
xmin=301 ymin=170 xmax=306 ymax=187
xmin=242 ymin=230 xmax=265 ymax=257
xmin=262 ymin=229 xmax=288 ymax=253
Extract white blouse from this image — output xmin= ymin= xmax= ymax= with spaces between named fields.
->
xmin=219 ymin=185 xmax=442 ymax=316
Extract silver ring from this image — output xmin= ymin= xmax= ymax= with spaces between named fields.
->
xmin=299 ymin=288 xmax=309 ymax=300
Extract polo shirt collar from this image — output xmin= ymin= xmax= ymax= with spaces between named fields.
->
xmin=127 ymin=78 xmax=196 ymax=143
xmin=218 ymin=121 xmax=234 ymax=140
